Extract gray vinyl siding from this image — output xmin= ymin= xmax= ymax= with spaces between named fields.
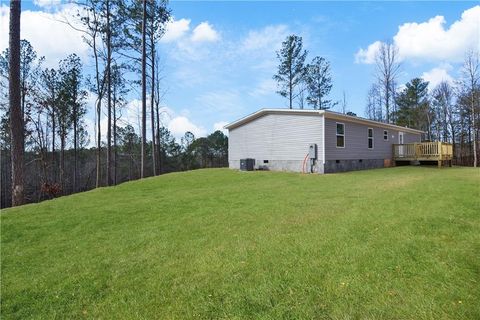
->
xmin=228 ymin=113 xmax=324 ymax=164
xmin=324 ymin=118 xmax=421 ymax=160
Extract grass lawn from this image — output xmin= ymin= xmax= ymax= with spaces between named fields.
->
xmin=1 ymin=166 xmax=479 ymax=319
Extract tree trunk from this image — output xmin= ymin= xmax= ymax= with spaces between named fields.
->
xmin=9 ymin=0 xmax=24 ymax=206
xmin=150 ymin=35 xmax=156 ymax=176
xmin=51 ymin=98 xmax=56 ymax=182
xmin=141 ymin=0 xmax=147 ymax=178
xmin=92 ymin=11 xmax=103 ymax=188
xmin=60 ymin=134 xmax=65 ymax=195
xmin=471 ymin=86 xmax=477 ymax=167
xmin=289 ymin=67 xmax=292 ymax=109
xmin=113 ymin=84 xmax=117 ymax=185
xmin=96 ymin=99 xmax=101 ymax=187
xmin=155 ymin=101 xmax=162 ymax=174
xmin=106 ymin=0 xmax=112 ymax=185
xmin=73 ymin=103 xmax=77 ymax=193
xmin=385 ymin=81 xmax=390 ymax=123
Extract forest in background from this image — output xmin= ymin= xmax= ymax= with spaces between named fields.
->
xmin=2 ymin=1 xmax=478 ymax=209
xmin=271 ymin=36 xmax=479 ymax=168
xmin=1 ymin=0 xmax=228 ymax=208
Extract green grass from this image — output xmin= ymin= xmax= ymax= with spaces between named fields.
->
xmin=1 ymin=167 xmax=479 ymax=319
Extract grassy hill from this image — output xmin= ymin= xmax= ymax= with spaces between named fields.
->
xmin=1 ymin=167 xmax=479 ymax=319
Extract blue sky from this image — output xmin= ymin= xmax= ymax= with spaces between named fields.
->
xmin=1 ymin=1 xmax=479 ymax=141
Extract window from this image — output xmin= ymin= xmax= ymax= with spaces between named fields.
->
xmin=383 ymin=130 xmax=388 ymax=141
xmin=336 ymin=123 xmax=345 ymax=148
xmin=368 ymin=128 xmax=374 ymax=149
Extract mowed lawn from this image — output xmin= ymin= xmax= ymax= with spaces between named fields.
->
xmin=1 ymin=167 xmax=479 ymax=319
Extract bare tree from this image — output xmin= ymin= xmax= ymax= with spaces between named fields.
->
xmin=64 ymin=1 xmax=108 ymax=187
xmin=296 ymin=81 xmax=307 ymax=109
xmin=147 ymin=0 xmax=169 ymax=176
xmin=154 ymin=52 xmax=168 ymax=174
xmin=375 ymin=42 xmax=400 ymax=123
xmin=106 ymin=0 xmax=113 ymax=186
xmin=150 ymin=31 xmax=156 ymax=176
xmin=462 ymin=50 xmax=479 ymax=167
xmin=141 ymin=0 xmax=147 ymax=178
xmin=111 ymin=63 xmax=128 ymax=185
xmin=9 ymin=0 xmax=24 ymax=206
xmin=432 ymin=81 xmax=456 ymax=144
xmin=40 ymin=68 xmax=59 ymax=182
xmin=365 ymin=83 xmax=383 ymax=121
xmin=341 ymin=91 xmax=347 ymax=114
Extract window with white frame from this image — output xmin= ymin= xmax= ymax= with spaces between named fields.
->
xmin=336 ymin=123 xmax=345 ymax=148
xmin=368 ymin=128 xmax=374 ymax=149
xmin=383 ymin=130 xmax=388 ymax=141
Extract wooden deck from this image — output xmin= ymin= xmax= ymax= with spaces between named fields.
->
xmin=393 ymin=142 xmax=453 ymax=167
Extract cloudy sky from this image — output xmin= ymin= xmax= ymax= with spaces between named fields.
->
xmin=1 ymin=1 xmax=479 ymax=142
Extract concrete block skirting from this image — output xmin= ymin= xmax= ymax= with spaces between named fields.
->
xmin=324 ymin=159 xmax=384 ymax=173
xmin=229 ymin=159 xmax=386 ymax=174
xmin=229 ymin=160 xmax=324 ymax=173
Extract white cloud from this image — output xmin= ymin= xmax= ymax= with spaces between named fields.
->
xmin=249 ymin=78 xmax=278 ymax=97
xmin=161 ymin=18 xmax=219 ymax=44
xmin=191 ymin=22 xmax=220 ymax=42
xmin=168 ymin=116 xmax=206 ymax=137
xmin=394 ymin=6 xmax=480 ymax=62
xmin=160 ymin=18 xmax=221 ymax=62
xmin=0 ymin=4 xmax=89 ymax=67
xmin=422 ymin=65 xmax=454 ymax=89
xmin=33 ymin=0 xmax=62 ymax=9
xmin=355 ymin=41 xmax=382 ymax=64
xmin=241 ymin=24 xmax=289 ymax=52
xmin=120 ymin=100 xmax=206 ymax=138
xmin=239 ymin=24 xmax=291 ymax=71
xmin=355 ymin=5 xmax=480 ymax=64
xmin=196 ymin=89 xmax=245 ymax=115
xmin=161 ymin=18 xmax=191 ymax=43
xmin=213 ymin=121 xmax=229 ymax=135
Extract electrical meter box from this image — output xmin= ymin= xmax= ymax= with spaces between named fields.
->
xmin=309 ymin=144 xmax=317 ymax=159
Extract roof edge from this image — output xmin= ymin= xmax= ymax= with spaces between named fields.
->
xmin=224 ymin=108 xmax=323 ymax=130
xmin=323 ymin=110 xmax=424 ymax=134
xmin=224 ymin=108 xmax=424 ymax=134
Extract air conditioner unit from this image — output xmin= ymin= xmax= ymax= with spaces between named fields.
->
xmin=240 ymin=158 xmax=255 ymax=171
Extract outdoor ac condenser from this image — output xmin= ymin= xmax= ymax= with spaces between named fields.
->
xmin=240 ymin=158 xmax=255 ymax=171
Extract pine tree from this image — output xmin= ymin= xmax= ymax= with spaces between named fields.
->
xmin=305 ymin=56 xmax=334 ymax=110
xmin=9 ymin=0 xmax=23 ymax=206
xmin=395 ymin=78 xmax=432 ymax=138
xmin=273 ymin=35 xmax=308 ymax=109
xmin=58 ymin=54 xmax=87 ymax=193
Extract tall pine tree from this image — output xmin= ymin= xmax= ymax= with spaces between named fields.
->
xmin=273 ymin=35 xmax=308 ymax=109
xmin=305 ymin=56 xmax=334 ymax=110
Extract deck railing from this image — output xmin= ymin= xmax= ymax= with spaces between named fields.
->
xmin=393 ymin=142 xmax=453 ymax=163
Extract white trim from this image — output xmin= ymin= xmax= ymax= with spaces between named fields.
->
xmin=367 ymin=127 xmax=374 ymax=149
xmin=322 ymin=111 xmax=424 ymax=134
xmin=336 ymin=122 xmax=345 ymax=148
xmin=322 ymin=114 xmax=325 ymax=164
xmin=398 ymin=131 xmax=404 ymax=144
xmin=224 ymin=108 xmax=424 ymax=134
xmin=383 ymin=130 xmax=388 ymax=141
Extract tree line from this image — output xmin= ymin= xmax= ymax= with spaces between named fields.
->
xmin=365 ymin=43 xmax=479 ymax=167
xmin=2 ymin=0 xmax=228 ymax=208
xmin=272 ymin=35 xmax=479 ymax=166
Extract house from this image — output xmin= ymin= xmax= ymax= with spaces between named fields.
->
xmin=224 ymin=108 xmax=423 ymax=173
